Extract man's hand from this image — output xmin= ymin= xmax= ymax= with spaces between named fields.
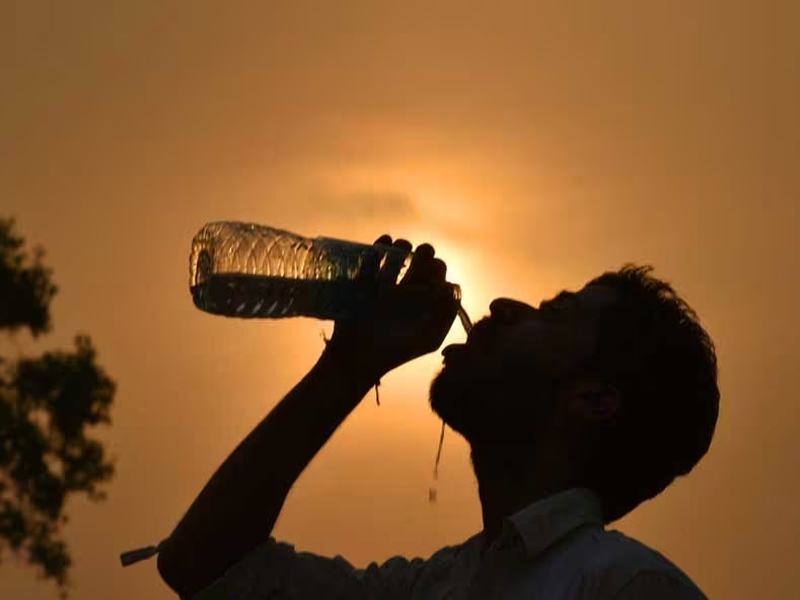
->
xmin=325 ymin=235 xmax=460 ymax=382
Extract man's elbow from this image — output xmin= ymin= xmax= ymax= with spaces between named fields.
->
xmin=157 ymin=543 xmax=195 ymax=599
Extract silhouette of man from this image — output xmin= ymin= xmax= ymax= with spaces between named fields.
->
xmin=157 ymin=236 xmax=718 ymax=599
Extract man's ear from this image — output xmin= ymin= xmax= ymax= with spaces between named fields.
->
xmin=566 ymin=380 xmax=621 ymax=423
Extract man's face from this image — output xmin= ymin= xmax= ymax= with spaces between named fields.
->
xmin=429 ymin=284 xmax=619 ymax=444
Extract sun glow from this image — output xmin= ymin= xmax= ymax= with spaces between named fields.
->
xmin=303 ymin=160 xmax=499 ymax=368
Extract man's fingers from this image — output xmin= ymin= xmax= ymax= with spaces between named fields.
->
xmin=363 ymin=238 xmax=447 ymax=286
xmin=359 ymin=235 xmax=393 ymax=280
xmin=431 ymin=258 xmax=447 ymax=282
xmin=414 ymin=243 xmax=435 ymax=261
xmin=392 ymin=239 xmax=413 ymax=254
xmin=403 ymin=243 xmax=435 ymax=284
xmin=379 ymin=238 xmax=412 ymax=284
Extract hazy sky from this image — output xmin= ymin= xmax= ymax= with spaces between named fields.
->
xmin=2 ymin=2 xmax=799 ymax=599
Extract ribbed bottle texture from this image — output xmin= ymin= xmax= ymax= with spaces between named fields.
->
xmin=189 ymin=221 xmax=462 ymax=321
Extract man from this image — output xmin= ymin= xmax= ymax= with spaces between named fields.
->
xmin=157 ymin=236 xmax=719 ymax=599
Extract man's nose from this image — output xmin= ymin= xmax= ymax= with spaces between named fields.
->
xmin=489 ymin=298 xmax=537 ymax=323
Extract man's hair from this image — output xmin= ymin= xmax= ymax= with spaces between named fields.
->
xmin=582 ymin=265 xmax=720 ymax=523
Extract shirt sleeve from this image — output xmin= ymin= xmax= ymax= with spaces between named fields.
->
xmin=191 ymin=537 xmax=429 ymax=600
xmin=613 ymin=569 xmax=708 ymax=600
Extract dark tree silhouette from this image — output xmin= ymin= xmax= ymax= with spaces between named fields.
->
xmin=0 ymin=217 xmax=115 ymax=597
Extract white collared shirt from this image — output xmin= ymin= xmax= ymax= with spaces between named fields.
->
xmin=194 ymin=489 xmax=707 ymax=599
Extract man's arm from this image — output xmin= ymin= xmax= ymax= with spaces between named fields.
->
xmin=157 ymin=237 xmax=458 ymax=599
xmin=613 ymin=570 xmax=708 ymax=600
xmin=156 ymin=348 xmax=375 ymax=598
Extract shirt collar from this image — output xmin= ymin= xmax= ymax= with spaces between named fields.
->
xmin=497 ymin=488 xmax=605 ymax=561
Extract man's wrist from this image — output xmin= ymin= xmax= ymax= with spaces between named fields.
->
xmin=317 ymin=344 xmax=383 ymax=392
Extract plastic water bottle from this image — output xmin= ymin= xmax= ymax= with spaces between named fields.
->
xmin=189 ymin=221 xmax=473 ymax=330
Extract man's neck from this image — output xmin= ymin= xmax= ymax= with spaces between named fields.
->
xmin=471 ymin=445 xmax=578 ymax=545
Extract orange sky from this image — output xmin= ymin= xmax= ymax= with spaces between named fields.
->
xmin=2 ymin=2 xmax=799 ymax=599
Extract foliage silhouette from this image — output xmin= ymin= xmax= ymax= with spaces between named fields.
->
xmin=0 ymin=218 xmax=115 ymax=597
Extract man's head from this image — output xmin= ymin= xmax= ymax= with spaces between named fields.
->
xmin=429 ymin=264 xmax=719 ymax=523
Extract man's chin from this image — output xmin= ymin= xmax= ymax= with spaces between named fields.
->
xmin=430 ymin=372 xmax=457 ymax=421
xmin=430 ymin=367 xmax=549 ymax=445
xmin=429 ymin=369 xmax=484 ymax=439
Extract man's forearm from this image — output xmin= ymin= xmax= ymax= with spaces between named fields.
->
xmin=157 ymin=348 xmax=376 ymax=598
